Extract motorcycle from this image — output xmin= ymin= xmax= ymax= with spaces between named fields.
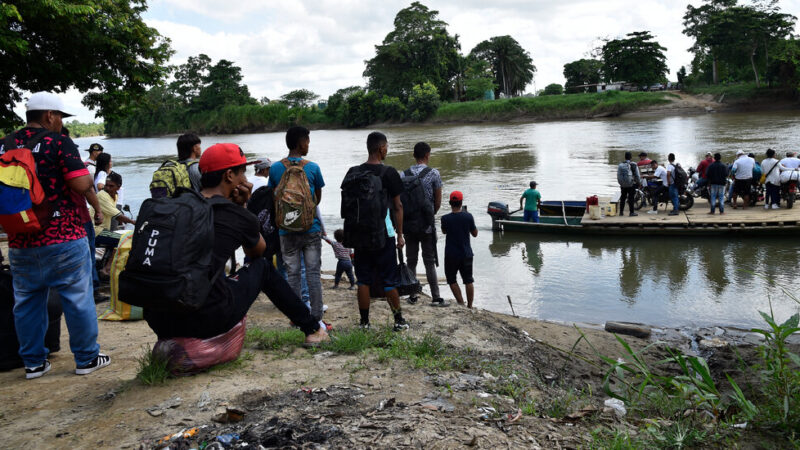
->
xmin=633 ymin=182 xmax=694 ymax=211
xmin=780 ymin=172 xmax=800 ymax=209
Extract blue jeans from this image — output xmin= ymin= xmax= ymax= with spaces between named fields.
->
xmin=280 ymin=232 xmax=322 ymax=321
xmin=523 ymin=210 xmax=539 ymax=223
xmin=668 ymin=185 xmax=680 ymax=212
xmin=335 ymin=259 xmax=355 ymax=287
xmin=83 ymin=222 xmax=99 ymax=292
xmin=9 ymin=238 xmax=100 ymax=367
xmin=709 ymin=185 xmax=725 ymax=213
xmin=276 ymin=253 xmax=310 ymax=303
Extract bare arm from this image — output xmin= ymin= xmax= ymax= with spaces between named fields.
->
xmin=68 ymin=174 xmax=103 ymax=225
xmin=392 ymin=194 xmax=404 ymax=248
xmin=433 ymin=187 xmax=442 ymax=213
xmin=471 ymin=228 xmax=478 ymax=238
xmin=315 ymin=188 xmax=322 ymax=205
xmin=243 ymin=235 xmax=267 ymax=260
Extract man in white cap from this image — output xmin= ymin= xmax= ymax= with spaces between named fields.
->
xmin=731 ymin=149 xmax=755 ymax=209
xmin=1 ymin=92 xmax=110 ymax=378
xmin=249 ymin=157 xmax=271 ymax=192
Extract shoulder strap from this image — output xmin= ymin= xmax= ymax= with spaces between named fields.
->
xmin=419 ymin=167 xmax=432 ymax=178
xmin=404 ymin=168 xmax=414 ymax=177
xmin=765 ymin=159 xmax=779 ymax=178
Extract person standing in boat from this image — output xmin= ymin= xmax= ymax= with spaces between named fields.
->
xmin=617 ymin=152 xmax=640 ymax=217
xmin=706 ymin=153 xmax=728 ymax=215
xmin=645 ymin=160 xmax=668 ymax=214
xmin=520 ymin=181 xmax=542 ymax=223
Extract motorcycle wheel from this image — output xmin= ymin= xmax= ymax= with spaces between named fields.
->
xmin=787 ymin=194 xmax=794 ymax=209
xmin=633 ymin=190 xmax=646 ymax=210
xmin=679 ymin=195 xmax=694 ymax=211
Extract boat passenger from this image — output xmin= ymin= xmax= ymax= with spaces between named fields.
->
xmin=778 ymin=151 xmax=800 ymax=184
xmin=94 ymin=152 xmax=112 ymax=191
xmin=520 ymin=181 xmax=542 ymax=223
xmin=666 ymin=153 xmax=680 ymax=216
xmin=731 ymin=150 xmax=755 ymax=209
xmin=645 ymin=160 xmax=668 ymax=215
xmin=761 ymin=148 xmax=781 ymax=209
xmin=706 ymin=153 xmax=727 ymax=215
xmin=695 ymin=152 xmax=713 ymax=189
xmin=617 ymin=151 xmax=640 ymax=217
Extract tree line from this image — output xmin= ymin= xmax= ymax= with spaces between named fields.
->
xmin=2 ymin=1 xmax=799 ymax=135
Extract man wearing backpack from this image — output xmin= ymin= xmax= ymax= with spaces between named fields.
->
xmin=149 ymin=133 xmax=202 ymax=198
xmin=268 ymin=126 xmax=326 ymax=327
xmin=140 ymin=143 xmax=329 ymax=346
xmin=400 ymin=142 xmax=446 ymax=307
xmin=617 ymin=151 xmax=640 ymax=217
xmin=340 ymin=132 xmax=409 ymax=331
xmin=666 ymin=153 xmax=681 ymax=216
xmin=2 ymin=92 xmax=110 ymax=379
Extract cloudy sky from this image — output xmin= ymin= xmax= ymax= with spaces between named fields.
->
xmin=22 ymin=0 xmax=800 ymax=122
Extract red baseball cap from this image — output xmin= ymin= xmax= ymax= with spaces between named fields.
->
xmin=450 ymin=191 xmax=463 ymax=202
xmin=199 ymin=143 xmax=258 ymax=173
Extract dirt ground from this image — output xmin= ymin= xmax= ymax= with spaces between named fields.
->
xmin=1 ymin=268 xmax=782 ymax=449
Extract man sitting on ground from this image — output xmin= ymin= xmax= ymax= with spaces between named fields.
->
xmin=89 ymin=172 xmax=136 ymax=277
xmin=143 ymin=143 xmax=329 ymax=346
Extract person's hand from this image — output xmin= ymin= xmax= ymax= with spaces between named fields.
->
xmin=396 ymin=234 xmax=405 ymax=249
xmin=231 ymin=180 xmax=253 ymax=206
xmin=93 ymin=210 xmax=104 ymax=226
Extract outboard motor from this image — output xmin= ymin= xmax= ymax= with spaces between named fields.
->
xmin=487 ymin=202 xmax=509 ymax=231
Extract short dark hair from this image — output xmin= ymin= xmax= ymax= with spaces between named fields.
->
xmin=748 ymin=153 xmax=755 ymax=158
xmin=624 ymin=151 xmax=632 ymax=160
xmin=285 ymin=126 xmax=310 ymax=150
xmin=25 ymin=110 xmax=47 ymax=123
xmin=668 ymin=153 xmax=675 ymax=162
xmin=529 ymin=181 xmax=537 ymax=189
xmin=766 ymin=148 xmax=775 ymax=158
xmin=177 ymin=133 xmax=201 ymax=160
xmin=714 ymin=152 xmax=722 ymax=161
xmin=449 ymin=199 xmax=463 ymax=208
xmin=367 ymin=131 xmax=387 ymax=154
xmin=413 ymin=142 xmax=431 ymax=160
xmin=200 ymin=164 xmax=246 ymax=189
xmin=651 ymin=159 xmax=658 ymax=165
xmin=106 ymin=171 xmax=122 ymax=186
xmin=333 ymin=229 xmax=344 ymax=242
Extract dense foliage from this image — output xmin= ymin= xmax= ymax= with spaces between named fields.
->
xmin=602 ymin=31 xmax=669 ymax=87
xmin=470 ymin=35 xmax=536 ymax=98
xmin=540 ymin=84 xmax=564 ymax=96
xmin=563 ymin=59 xmax=604 ymax=93
xmin=64 ymin=120 xmax=104 ymax=138
xmin=0 ymin=1 xmax=172 ymax=130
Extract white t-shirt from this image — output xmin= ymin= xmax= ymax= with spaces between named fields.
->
xmin=666 ymin=164 xmax=675 ymax=185
xmin=84 ymin=159 xmax=96 ymax=178
xmin=731 ymin=156 xmax=755 ymax=180
xmin=653 ymin=166 xmax=668 ymax=186
xmin=248 ymin=175 xmax=268 ymax=192
xmin=761 ymin=158 xmax=781 ymax=185
xmin=95 ymin=170 xmax=108 ymax=189
xmin=779 ymin=157 xmax=800 ymax=170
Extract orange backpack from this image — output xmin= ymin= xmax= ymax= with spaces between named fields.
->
xmin=274 ymin=158 xmax=316 ymax=232
xmin=0 ymin=131 xmax=53 ymax=234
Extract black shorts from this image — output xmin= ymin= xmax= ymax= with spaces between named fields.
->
xmin=353 ymin=237 xmax=399 ymax=291
xmin=444 ymin=256 xmax=474 ymax=285
xmin=734 ymin=179 xmax=751 ymax=195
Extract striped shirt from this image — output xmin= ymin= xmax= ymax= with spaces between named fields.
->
xmin=324 ymin=236 xmax=352 ymax=261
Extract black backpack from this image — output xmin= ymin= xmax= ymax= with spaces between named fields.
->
xmin=247 ymin=186 xmax=280 ymax=260
xmin=119 ymin=189 xmax=225 ymax=312
xmin=340 ymin=165 xmax=389 ymax=251
xmin=673 ymin=163 xmax=688 ymax=193
xmin=400 ymin=167 xmax=434 ymax=234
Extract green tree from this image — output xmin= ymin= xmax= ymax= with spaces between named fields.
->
xmin=406 ymin=82 xmax=440 ymax=121
xmin=325 ymin=86 xmax=362 ymax=121
xmin=170 ymin=54 xmax=212 ymax=103
xmin=470 ymin=35 xmax=536 ymax=97
xmin=192 ymin=59 xmax=255 ymax=111
xmin=540 ymin=83 xmax=564 ymax=96
xmin=677 ymin=66 xmax=687 ymax=84
xmin=363 ymin=2 xmax=461 ymax=99
xmin=463 ymin=59 xmax=496 ymax=100
xmin=602 ymin=31 xmax=669 ymax=87
xmin=280 ymin=89 xmax=319 ymax=108
xmin=0 ymin=1 xmax=172 ymax=129
xmin=563 ymin=59 xmax=604 ymax=93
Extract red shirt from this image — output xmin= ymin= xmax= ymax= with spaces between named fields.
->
xmin=2 ymin=127 xmax=90 ymax=248
xmin=637 ymin=158 xmax=652 ymax=166
xmin=696 ymin=158 xmax=712 ymax=178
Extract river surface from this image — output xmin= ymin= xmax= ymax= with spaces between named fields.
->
xmin=75 ymin=111 xmax=800 ymax=329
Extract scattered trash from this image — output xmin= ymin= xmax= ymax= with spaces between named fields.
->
xmin=377 ymin=397 xmax=395 ymax=411
xmin=157 ymin=427 xmax=200 ymax=446
xmin=147 ymin=409 xmax=164 ymax=417
xmin=215 ymin=433 xmax=240 ymax=447
xmin=507 ymin=408 xmax=523 ymax=423
xmin=603 ymin=398 xmax=627 ymax=418
xmin=482 ymin=372 xmax=497 ymax=381
xmin=477 ymin=392 xmax=492 ymax=398
xmin=562 ymin=405 xmax=599 ymax=422
xmin=196 ymin=391 xmax=211 ymax=409
xmin=212 ymin=406 xmax=245 ymax=424
xmin=420 ymin=396 xmax=455 ymax=412
xmin=699 ymin=337 xmax=728 ymax=349
xmin=733 ymin=422 xmax=747 ymax=429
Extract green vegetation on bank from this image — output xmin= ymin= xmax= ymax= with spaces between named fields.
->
xmin=64 ymin=120 xmax=104 ymax=138
xmin=683 ymin=82 xmax=798 ymax=102
xmin=433 ymin=90 xmax=674 ymax=122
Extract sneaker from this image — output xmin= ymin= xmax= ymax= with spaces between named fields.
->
xmin=76 ymin=353 xmax=110 ymax=375
xmin=348 ymin=285 xmax=356 ymax=290
xmin=407 ymin=295 xmax=419 ymax=305
xmin=773 ymin=204 xmax=780 ymax=209
xmin=322 ymin=304 xmax=329 ymax=312
xmin=303 ymin=328 xmax=330 ymax=348
xmin=764 ymin=204 xmax=770 ymax=210
xmin=25 ymin=360 xmax=51 ymax=379
xmin=393 ymin=318 xmax=410 ymax=332
xmin=331 ymin=285 xmax=339 ymax=290
xmin=668 ymin=210 xmax=679 ymax=216
xmin=359 ymin=322 xmax=371 ymax=330
xmin=320 ymin=321 xmax=333 ymax=332
xmin=430 ymin=298 xmax=451 ymax=307
xmin=647 ymin=210 xmax=658 ymax=215
xmin=629 ymin=212 xmax=638 ymax=217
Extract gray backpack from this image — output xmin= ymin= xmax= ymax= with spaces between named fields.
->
xmin=617 ymin=162 xmax=637 ymax=187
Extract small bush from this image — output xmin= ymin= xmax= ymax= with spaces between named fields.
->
xmin=136 ymin=347 xmax=171 ymax=386
xmin=406 ymin=82 xmax=441 ymax=122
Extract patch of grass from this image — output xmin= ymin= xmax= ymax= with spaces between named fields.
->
xmin=245 ymin=327 xmax=306 ymax=351
xmin=323 ymin=326 xmax=394 ymax=354
xmin=136 ymin=347 xmax=172 ymax=386
xmin=209 ymin=351 xmax=254 ymax=372
xmin=683 ymin=82 xmax=792 ymax=101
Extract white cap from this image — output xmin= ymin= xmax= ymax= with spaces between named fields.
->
xmin=736 ymin=150 xmax=744 ymax=156
xmin=254 ymin=157 xmax=272 ymax=171
xmin=26 ymin=92 xmax=74 ymax=117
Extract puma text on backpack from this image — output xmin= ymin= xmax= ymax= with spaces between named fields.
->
xmin=247 ymin=186 xmax=280 ymax=260
xmin=274 ymin=158 xmax=316 ymax=232
xmin=0 ymin=131 xmax=54 ymax=234
xmin=150 ymin=160 xmax=196 ymax=198
xmin=340 ymin=166 xmax=389 ymax=251
xmin=673 ymin=163 xmax=688 ymax=193
xmin=617 ymin=162 xmax=636 ymax=188
xmin=400 ymin=167 xmax=434 ymax=234
xmin=119 ymin=189 xmax=224 ymax=312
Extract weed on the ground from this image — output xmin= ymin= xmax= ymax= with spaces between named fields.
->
xmin=135 ymin=346 xmax=171 ymax=386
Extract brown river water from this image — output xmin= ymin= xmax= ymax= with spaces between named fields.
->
xmin=77 ymin=110 xmax=800 ymax=328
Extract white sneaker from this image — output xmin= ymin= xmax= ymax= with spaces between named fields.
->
xmin=647 ymin=210 xmax=658 ymax=215
xmin=772 ymin=204 xmax=780 ymax=209
xmin=322 ymin=304 xmax=328 ymax=312
xmin=75 ymin=353 xmax=111 ymax=375
xmin=764 ymin=204 xmax=770 ymax=209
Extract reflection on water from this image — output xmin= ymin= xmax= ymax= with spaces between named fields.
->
xmin=74 ymin=110 xmax=800 ymax=328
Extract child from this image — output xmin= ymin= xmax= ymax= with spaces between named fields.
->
xmin=441 ymin=191 xmax=478 ymax=308
xmin=323 ymin=229 xmax=355 ymax=290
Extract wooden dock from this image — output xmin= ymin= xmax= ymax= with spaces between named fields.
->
xmin=578 ymin=199 xmax=800 ymax=235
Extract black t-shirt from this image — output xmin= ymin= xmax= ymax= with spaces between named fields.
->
xmin=144 ymin=197 xmax=260 ymax=338
xmin=441 ymin=211 xmax=476 ymax=258
xmin=706 ymin=161 xmax=729 ymax=186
